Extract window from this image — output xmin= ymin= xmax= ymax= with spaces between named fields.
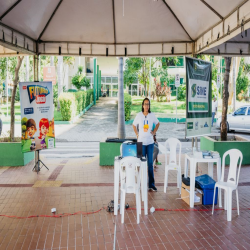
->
xmin=234 ymin=107 xmax=247 ymax=116
xmin=248 ymin=108 xmax=250 ymax=115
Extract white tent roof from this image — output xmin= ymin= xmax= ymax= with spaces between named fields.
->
xmin=0 ymin=0 xmax=250 ymax=57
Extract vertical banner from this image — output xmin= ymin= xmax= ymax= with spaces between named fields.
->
xmin=19 ymin=82 xmax=55 ymax=152
xmin=43 ymin=66 xmax=56 ymax=85
xmin=186 ymin=57 xmax=212 ymax=138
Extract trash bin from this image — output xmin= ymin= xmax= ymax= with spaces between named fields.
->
xmin=195 ymin=174 xmax=218 ymax=205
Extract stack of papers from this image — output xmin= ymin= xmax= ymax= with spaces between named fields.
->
xmin=202 ymin=151 xmax=212 ymax=158
xmin=211 ymin=151 xmax=220 ymax=159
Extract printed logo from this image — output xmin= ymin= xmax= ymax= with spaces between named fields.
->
xmin=23 ymin=86 xmax=27 ymax=90
xmin=195 ymin=122 xmax=199 ymax=130
xmin=191 ymin=84 xmax=196 ymax=97
xmin=187 ymin=122 xmax=193 ymax=129
xmin=204 ymin=122 xmax=209 ymax=128
xmin=191 ymin=83 xmax=207 ymax=98
xmin=27 ymin=85 xmax=50 ymax=104
xmin=36 ymin=95 xmax=46 ymax=104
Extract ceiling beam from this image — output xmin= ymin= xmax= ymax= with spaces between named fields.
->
xmin=0 ymin=40 xmax=35 ymax=55
xmin=0 ymin=0 xmax=22 ymax=20
xmin=38 ymin=0 xmax=63 ymax=41
xmin=41 ymin=40 xmax=192 ymax=45
xmin=161 ymin=0 xmax=193 ymax=41
xmin=0 ymin=21 xmax=35 ymax=42
xmin=200 ymin=0 xmax=223 ymax=20
xmin=112 ymin=0 xmax=116 ymax=46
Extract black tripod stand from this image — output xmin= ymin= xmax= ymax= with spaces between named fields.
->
xmin=32 ymin=150 xmax=49 ymax=173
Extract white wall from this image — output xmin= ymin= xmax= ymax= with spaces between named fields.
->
xmin=96 ymin=57 xmax=118 ymax=76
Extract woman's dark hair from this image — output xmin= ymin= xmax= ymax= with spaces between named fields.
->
xmin=142 ymin=98 xmax=151 ymax=113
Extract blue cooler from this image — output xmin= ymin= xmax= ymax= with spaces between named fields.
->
xmin=122 ymin=142 xmax=137 ymax=157
xmin=195 ymin=174 xmax=218 ymax=205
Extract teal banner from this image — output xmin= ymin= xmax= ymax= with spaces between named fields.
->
xmin=186 ymin=57 xmax=212 ymax=138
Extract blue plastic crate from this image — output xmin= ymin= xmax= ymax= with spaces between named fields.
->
xmin=195 ymin=174 xmax=218 ymax=205
xmin=122 ymin=142 xmax=137 ymax=157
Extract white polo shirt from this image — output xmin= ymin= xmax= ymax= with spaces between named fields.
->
xmin=133 ymin=112 xmax=159 ymax=146
xmin=212 ymin=101 xmax=218 ymax=113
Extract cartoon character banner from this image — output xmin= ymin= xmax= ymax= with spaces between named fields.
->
xmin=185 ymin=57 xmax=212 ymax=138
xmin=19 ymin=82 xmax=55 ymax=152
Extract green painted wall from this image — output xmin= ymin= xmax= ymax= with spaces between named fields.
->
xmin=200 ymin=136 xmax=250 ymax=165
xmin=100 ymin=142 xmax=122 ymax=166
xmin=0 ymin=143 xmax=34 ymax=166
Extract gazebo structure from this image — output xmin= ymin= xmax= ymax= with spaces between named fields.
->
xmin=0 ymin=0 xmax=250 ymax=57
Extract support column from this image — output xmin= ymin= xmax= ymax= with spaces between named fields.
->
xmin=26 ymin=56 xmax=29 ymax=81
xmin=33 ymin=55 xmax=39 ymax=81
xmin=233 ymin=57 xmax=236 ymax=112
xmin=98 ymin=70 xmax=102 ymax=97
xmin=118 ymin=57 xmax=126 ymax=139
xmin=97 ymin=65 xmax=99 ymax=101
xmin=93 ymin=58 xmax=96 ymax=105
xmin=33 ymin=55 xmax=39 ymax=171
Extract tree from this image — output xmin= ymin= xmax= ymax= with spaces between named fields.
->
xmin=221 ymin=57 xmax=232 ymax=141
xmin=71 ymin=66 xmax=90 ymax=90
xmin=10 ymin=56 xmax=24 ymax=141
xmin=57 ymin=56 xmax=63 ymax=111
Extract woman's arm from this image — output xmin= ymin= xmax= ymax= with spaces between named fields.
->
xmin=133 ymin=125 xmax=139 ymax=138
xmin=151 ymin=122 xmax=160 ymax=135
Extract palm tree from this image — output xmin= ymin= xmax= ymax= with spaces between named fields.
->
xmin=57 ymin=56 xmax=63 ymax=111
xmin=118 ymin=57 xmax=126 ymax=139
xmin=10 ymin=56 xmax=24 ymax=141
xmin=221 ymin=57 xmax=232 ymax=141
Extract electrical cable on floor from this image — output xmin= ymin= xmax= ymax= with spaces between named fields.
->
xmin=0 ymin=206 xmax=249 ymax=219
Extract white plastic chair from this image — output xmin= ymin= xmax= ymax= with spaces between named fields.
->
xmin=119 ymin=156 xmax=141 ymax=224
xmin=212 ymin=149 xmax=243 ymax=221
xmin=164 ymin=138 xmax=182 ymax=194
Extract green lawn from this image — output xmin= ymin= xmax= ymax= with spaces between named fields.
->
xmin=131 ymin=96 xmax=186 ymax=117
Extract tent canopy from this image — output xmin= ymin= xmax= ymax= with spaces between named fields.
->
xmin=0 ymin=0 xmax=250 ymax=57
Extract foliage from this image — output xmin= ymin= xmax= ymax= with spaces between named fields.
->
xmin=212 ymin=80 xmax=218 ymax=99
xmin=124 ymin=93 xmax=132 ymax=121
xmin=53 ymin=83 xmax=58 ymax=106
xmin=153 ymin=78 xmax=172 ymax=102
xmin=177 ymin=84 xmax=186 ymax=101
xmin=161 ymin=57 xmax=179 ymax=68
xmin=236 ymin=58 xmax=249 ymax=100
xmin=71 ymin=66 xmax=90 ymax=90
xmin=74 ymin=91 xmax=84 ymax=114
xmin=151 ymin=67 xmax=168 ymax=84
xmin=59 ymin=93 xmax=77 ymax=121
xmin=86 ymin=89 xmax=94 ymax=107
xmin=124 ymin=58 xmax=144 ymax=86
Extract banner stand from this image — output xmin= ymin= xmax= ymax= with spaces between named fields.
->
xmin=20 ymin=80 xmax=55 ymax=173
xmin=32 ymin=150 xmax=49 ymax=174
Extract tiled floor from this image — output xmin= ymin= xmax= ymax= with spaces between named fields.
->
xmin=0 ymin=154 xmax=250 ymax=250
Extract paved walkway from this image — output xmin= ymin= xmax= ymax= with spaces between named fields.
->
xmin=55 ymin=97 xmax=186 ymax=142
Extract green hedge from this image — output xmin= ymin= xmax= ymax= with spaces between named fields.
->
xmin=59 ymin=89 xmax=94 ymax=121
xmin=59 ymin=93 xmax=77 ymax=121
xmin=124 ymin=93 xmax=132 ymax=121
xmin=86 ymin=89 xmax=94 ymax=107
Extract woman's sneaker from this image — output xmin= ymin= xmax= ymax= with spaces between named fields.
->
xmin=150 ymin=186 xmax=157 ymax=192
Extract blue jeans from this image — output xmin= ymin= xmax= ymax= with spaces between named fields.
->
xmin=212 ymin=112 xmax=215 ymax=127
xmin=142 ymin=143 xmax=155 ymax=188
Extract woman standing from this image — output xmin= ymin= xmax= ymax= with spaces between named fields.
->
xmin=133 ymin=98 xmax=160 ymax=191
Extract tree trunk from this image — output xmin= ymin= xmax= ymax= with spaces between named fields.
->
xmin=221 ymin=57 xmax=232 ymax=141
xmin=10 ymin=56 xmax=24 ymax=141
xmin=57 ymin=56 xmax=63 ymax=111
xmin=118 ymin=57 xmax=126 ymax=139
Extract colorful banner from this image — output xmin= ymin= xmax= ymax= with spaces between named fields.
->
xmin=186 ymin=57 xmax=212 ymax=138
xmin=19 ymin=82 xmax=55 ymax=152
